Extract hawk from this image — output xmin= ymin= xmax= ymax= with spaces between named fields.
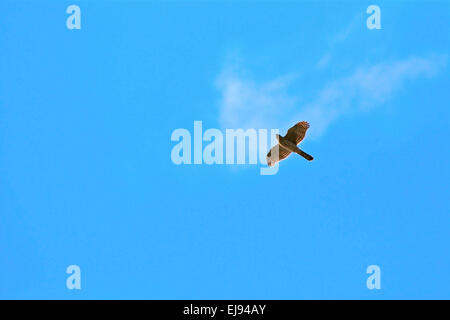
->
xmin=266 ymin=121 xmax=314 ymax=166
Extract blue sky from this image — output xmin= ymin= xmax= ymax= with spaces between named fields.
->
xmin=0 ymin=0 xmax=449 ymax=299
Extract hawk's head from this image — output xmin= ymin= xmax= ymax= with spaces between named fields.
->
xmin=266 ymin=151 xmax=276 ymax=167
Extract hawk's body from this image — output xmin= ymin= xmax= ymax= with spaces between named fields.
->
xmin=266 ymin=121 xmax=314 ymax=166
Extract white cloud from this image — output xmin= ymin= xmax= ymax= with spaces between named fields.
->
xmin=216 ymin=55 xmax=447 ymax=138
xmin=298 ymin=55 xmax=447 ymax=137
xmin=316 ymin=12 xmax=363 ymax=69
xmin=215 ymin=61 xmax=297 ymax=131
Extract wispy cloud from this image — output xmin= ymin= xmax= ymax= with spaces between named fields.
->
xmin=317 ymin=12 xmax=364 ymax=69
xmin=215 ymin=59 xmax=298 ymax=131
xmin=216 ymin=55 xmax=447 ymax=137
xmin=298 ymin=55 xmax=447 ymax=137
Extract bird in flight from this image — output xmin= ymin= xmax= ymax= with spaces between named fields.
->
xmin=266 ymin=121 xmax=314 ymax=166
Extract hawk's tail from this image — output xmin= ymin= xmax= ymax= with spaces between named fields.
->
xmin=295 ymin=148 xmax=314 ymax=161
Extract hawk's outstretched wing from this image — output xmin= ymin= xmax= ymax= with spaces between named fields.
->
xmin=284 ymin=121 xmax=310 ymax=145
xmin=266 ymin=144 xmax=291 ymax=167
